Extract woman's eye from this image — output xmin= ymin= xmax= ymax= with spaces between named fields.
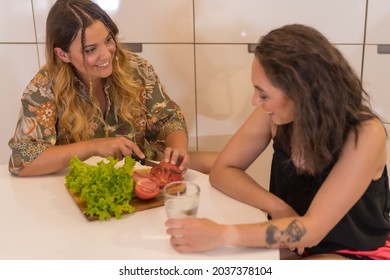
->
xmin=259 ymin=93 xmax=268 ymax=100
xmin=85 ymin=48 xmax=95 ymax=54
xmin=106 ymin=36 xmax=114 ymax=44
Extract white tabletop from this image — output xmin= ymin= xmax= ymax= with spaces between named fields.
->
xmin=0 ymin=157 xmax=279 ymax=260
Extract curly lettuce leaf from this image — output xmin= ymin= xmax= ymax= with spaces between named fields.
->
xmin=65 ymin=156 xmax=136 ymax=220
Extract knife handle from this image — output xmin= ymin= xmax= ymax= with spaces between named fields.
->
xmin=131 ymin=154 xmax=145 ymax=165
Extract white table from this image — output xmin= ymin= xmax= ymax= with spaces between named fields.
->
xmin=0 ymin=157 xmax=279 ymax=260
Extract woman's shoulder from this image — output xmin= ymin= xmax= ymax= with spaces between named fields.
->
xmin=358 ymin=118 xmax=387 ymax=140
xmin=29 ymin=67 xmax=52 ymax=87
xmin=346 ymin=118 xmax=388 ymax=176
xmin=22 ymin=66 xmax=54 ymax=100
xmin=126 ymin=51 xmax=156 ymax=79
xmin=123 ymin=50 xmax=158 ymax=88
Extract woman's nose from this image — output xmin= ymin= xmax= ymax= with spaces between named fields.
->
xmin=251 ymin=94 xmax=262 ymax=106
xmin=100 ymin=45 xmax=112 ymax=58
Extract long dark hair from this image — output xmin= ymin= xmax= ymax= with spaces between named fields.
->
xmin=255 ymin=24 xmax=380 ymax=174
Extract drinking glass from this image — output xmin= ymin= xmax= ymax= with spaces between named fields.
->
xmin=163 ymin=181 xmax=200 ymax=218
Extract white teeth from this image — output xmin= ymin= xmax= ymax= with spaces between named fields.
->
xmin=97 ymin=61 xmax=109 ymax=67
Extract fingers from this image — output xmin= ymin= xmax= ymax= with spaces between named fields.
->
xmin=169 ymin=236 xmax=192 ymax=253
xmin=166 ymin=219 xmax=194 ymax=253
xmin=120 ymin=137 xmax=143 ymax=156
xmin=163 ymin=147 xmax=190 ymax=172
xmin=93 ymin=137 xmax=145 ymax=160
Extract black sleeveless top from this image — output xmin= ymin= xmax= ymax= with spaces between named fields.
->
xmin=269 ymin=139 xmax=390 ymax=253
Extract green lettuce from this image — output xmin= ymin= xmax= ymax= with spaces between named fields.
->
xmin=65 ymin=156 xmax=136 ymax=220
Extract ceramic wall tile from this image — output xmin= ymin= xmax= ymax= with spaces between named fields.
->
xmin=32 ymin=0 xmax=56 ymax=42
xmin=362 ymin=45 xmax=390 ymax=123
xmin=336 ymin=45 xmax=363 ymax=77
xmin=38 ymin=43 xmax=45 ymax=67
xmin=366 ymin=0 xmax=390 ymax=44
xmin=0 ymin=44 xmax=40 ymax=164
xmin=0 ymin=0 xmax=35 ymax=42
xmin=100 ymin=0 xmax=194 ymax=43
xmin=194 ymin=0 xmax=366 ymax=44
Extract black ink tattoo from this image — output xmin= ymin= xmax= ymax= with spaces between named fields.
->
xmin=265 ymin=224 xmax=280 ymax=245
xmin=265 ymin=219 xmax=307 ymax=247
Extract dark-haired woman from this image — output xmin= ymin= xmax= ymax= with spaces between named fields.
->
xmin=166 ymin=24 xmax=390 ymax=260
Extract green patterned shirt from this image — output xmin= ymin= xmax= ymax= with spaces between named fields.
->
xmin=8 ymin=52 xmax=187 ymax=174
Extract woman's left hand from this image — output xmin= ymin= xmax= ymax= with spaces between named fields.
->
xmin=163 ymin=147 xmax=190 ymax=173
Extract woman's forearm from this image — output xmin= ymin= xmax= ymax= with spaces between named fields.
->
xmin=165 ymin=130 xmax=188 ymax=153
xmin=18 ymin=141 xmax=95 ymax=176
xmin=210 ymin=166 xmax=294 ymax=218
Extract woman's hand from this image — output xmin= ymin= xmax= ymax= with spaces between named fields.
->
xmin=165 ymin=218 xmax=226 ymax=253
xmin=163 ymin=147 xmax=189 ymax=173
xmin=90 ymin=137 xmax=145 ymax=160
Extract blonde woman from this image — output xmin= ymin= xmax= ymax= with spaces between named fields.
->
xmin=9 ymin=0 xmax=189 ymax=176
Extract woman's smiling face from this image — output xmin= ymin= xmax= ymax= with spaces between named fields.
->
xmin=251 ymin=57 xmax=295 ymax=125
xmin=58 ymin=20 xmax=116 ymax=84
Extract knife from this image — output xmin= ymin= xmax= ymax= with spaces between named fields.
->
xmin=144 ymin=158 xmax=160 ymax=167
xmin=131 ymin=155 xmax=160 ymax=167
xmin=131 ymin=154 xmax=146 ymax=165
xmin=132 ymin=155 xmax=182 ymax=174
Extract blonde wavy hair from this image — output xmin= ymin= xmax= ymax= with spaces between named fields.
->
xmin=44 ymin=0 xmax=144 ymax=142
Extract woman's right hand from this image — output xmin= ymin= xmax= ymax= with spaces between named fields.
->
xmin=165 ymin=218 xmax=227 ymax=253
xmin=90 ymin=137 xmax=145 ymax=160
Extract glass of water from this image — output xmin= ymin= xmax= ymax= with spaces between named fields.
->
xmin=163 ymin=181 xmax=200 ymax=218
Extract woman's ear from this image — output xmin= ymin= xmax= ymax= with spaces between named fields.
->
xmin=53 ymin=47 xmax=71 ymax=63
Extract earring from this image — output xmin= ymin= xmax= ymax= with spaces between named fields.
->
xmin=115 ymin=56 xmax=118 ymax=61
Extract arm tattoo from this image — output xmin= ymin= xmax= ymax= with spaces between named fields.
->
xmin=265 ymin=219 xmax=307 ymax=247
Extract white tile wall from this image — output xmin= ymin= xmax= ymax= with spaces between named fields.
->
xmin=32 ymin=0 xmax=55 ymax=42
xmin=103 ymin=0 xmax=194 ymax=43
xmin=366 ymin=0 xmax=390 ymax=44
xmin=0 ymin=0 xmax=35 ymax=42
xmin=194 ymin=0 xmax=366 ymax=43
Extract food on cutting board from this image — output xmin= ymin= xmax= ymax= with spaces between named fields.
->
xmin=65 ymin=156 xmax=185 ymax=220
xmin=133 ymin=162 xmax=184 ymax=200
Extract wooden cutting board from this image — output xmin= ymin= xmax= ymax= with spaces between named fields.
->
xmin=66 ymin=168 xmax=165 ymax=221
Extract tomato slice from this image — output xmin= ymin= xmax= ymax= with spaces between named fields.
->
xmin=150 ymin=162 xmax=184 ymax=188
xmin=133 ymin=171 xmax=160 ymax=200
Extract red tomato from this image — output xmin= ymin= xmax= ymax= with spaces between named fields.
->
xmin=149 ymin=162 xmax=184 ymax=188
xmin=133 ymin=171 xmax=160 ymax=200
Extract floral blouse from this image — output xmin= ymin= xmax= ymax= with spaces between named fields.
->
xmin=8 ymin=52 xmax=187 ymax=175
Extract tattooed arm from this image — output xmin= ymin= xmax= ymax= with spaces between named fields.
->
xmin=165 ymin=217 xmax=312 ymax=253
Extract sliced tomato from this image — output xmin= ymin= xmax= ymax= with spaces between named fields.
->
xmin=149 ymin=162 xmax=184 ymax=188
xmin=133 ymin=171 xmax=160 ymax=200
